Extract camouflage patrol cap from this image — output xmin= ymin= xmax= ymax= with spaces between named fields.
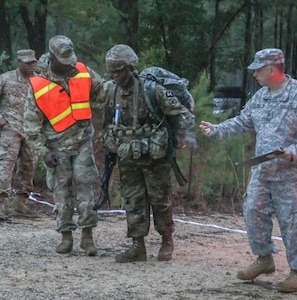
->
xmin=105 ymin=44 xmax=138 ymax=71
xmin=17 ymin=49 xmax=37 ymax=62
xmin=49 ymin=35 xmax=77 ymax=65
xmin=248 ymin=48 xmax=285 ymax=70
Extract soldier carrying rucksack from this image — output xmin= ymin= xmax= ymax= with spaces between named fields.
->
xmin=101 ymin=44 xmax=196 ymax=263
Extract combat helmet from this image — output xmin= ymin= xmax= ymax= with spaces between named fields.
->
xmin=105 ymin=44 xmax=138 ymax=72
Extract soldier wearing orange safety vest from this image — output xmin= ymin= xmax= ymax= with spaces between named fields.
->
xmin=30 ymin=62 xmax=92 ymax=132
xmin=24 ymin=35 xmax=107 ymax=256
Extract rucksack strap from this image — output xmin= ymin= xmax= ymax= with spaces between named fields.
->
xmin=142 ymin=78 xmax=165 ymax=125
xmin=142 ymin=77 xmax=187 ymax=186
xmin=132 ymin=77 xmax=139 ymax=130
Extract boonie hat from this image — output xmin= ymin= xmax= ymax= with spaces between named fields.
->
xmin=248 ymin=48 xmax=285 ymax=70
xmin=17 ymin=49 xmax=37 ymax=63
xmin=48 ymin=35 xmax=77 ymax=65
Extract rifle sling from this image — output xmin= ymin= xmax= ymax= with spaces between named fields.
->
xmin=142 ymin=78 xmax=187 ymax=186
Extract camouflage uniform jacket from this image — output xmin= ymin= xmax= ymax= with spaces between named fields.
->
xmin=0 ymin=68 xmax=33 ymax=136
xmin=213 ymin=75 xmax=297 ymax=181
xmin=103 ymin=74 xmax=195 ymax=149
xmin=24 ymin=62 xmax=106 ymax=157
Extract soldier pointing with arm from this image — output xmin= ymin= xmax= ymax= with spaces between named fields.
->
xmin=200 ymin=48 xmax=297 ymax=293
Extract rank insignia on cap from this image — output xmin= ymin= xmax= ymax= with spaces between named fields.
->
xmin=166 ymin=91 xmax=174 ymax=97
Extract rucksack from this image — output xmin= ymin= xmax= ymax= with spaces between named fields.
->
xmin=140 ymin=67 xmax=193 ymax=186
xmin=140 ymin=66 xmax=193 ymax=146
xmin=140 ymin=66 xmax=193 ymax=113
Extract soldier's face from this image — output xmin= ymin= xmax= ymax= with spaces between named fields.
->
xmin=19 ymin=61 xmax=36 ymax=77
xmin=50 ymin=54 xmax=73 ymax=75
xmin=253 ymin=65 xmax=273 ymax=86
xmin=110 ymin=67 xmax=128 ymax=85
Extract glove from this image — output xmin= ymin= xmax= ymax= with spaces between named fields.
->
xmin=44 ymin=152 xmax=59 ymax=168
xmin=183 ymin=135 xmax=198 ymax=149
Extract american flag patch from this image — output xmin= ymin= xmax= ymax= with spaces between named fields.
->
xmin=166 ymin=91 xmax=174 ymax=97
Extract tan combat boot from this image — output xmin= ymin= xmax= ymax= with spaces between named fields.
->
xmin=56 ymin=231 xmax=73 ymax=254
xmin=158 ymin=234 xmax=174 ymax=261
xmin=116 ymin=237 xmax=147 ymax=263
xmin=80 ymin=228 xmax=97 ymax=256
xmin=3 ymin=195 xmax=38 ymax=218
xmin=276 ymin=270 xmax=297 ymax=293
xmin=237 ymin=254 xmax=275 ymax=280
xmin=0 ymin=211 xmax=8 ymax=221
xmin=0 ymin=194 xmax=8 ymax=220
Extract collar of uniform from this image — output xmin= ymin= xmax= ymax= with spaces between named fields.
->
xmin=47 ymin=62 xmax=79 ymax=82
xmin=262 ymin=87 xmax=271 ymax=101
xmin=262 ymin=75 xmax=291 ymax=101
xmin=16 ymin=68 xmax=29 ymax=83
xmin=279 ymin=75 xmax=292 ymax=102
xmin=270 ymin=75 xmax=291 ymax=101
xmin=119 ymin=84 xmax=133 ymax=96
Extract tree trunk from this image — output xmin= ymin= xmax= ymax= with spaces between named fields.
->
xmin=111 ymin=0 xmax=139 ymax=52
xmin=254 ymin=1 xmax=263 ymax=51
xmin=19 ymin=0 xmax=47 ymax=59
xmin=293 ymin=40 xmax=297 ymax=78
xmin=285 ymin=3 xmax=294 ymax=74
xmin=278 ymin=7 xmax=283 ymax=49
xmin=209 ymin=0 xmax=220 ymax=92
xmin=0 ymin=0 xmax=12 ymax=70
xmin=242 ymin=0 xmax=252 ymax=105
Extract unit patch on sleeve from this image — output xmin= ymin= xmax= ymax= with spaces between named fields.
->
xmin=166 ymin=90 xmax=174 ymax=97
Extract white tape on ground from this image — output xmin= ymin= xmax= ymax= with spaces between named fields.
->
xmin=28 ymin=193 xmax=282 ymax=241
xmin=29 ymin=193 xmax=55 ymax=208
xmin=28 ymin=192 xmax=125 ymax=214
xmin=173 ymin=218 xmax=282 ymax=241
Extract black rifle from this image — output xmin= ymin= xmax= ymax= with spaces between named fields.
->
xmin=166 ymin=130 xmax=187 ymax=186
xmin=94 ymin=152 xmax=117 ymax=210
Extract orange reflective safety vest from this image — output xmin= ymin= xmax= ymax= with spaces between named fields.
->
xmin=29 ymin=62 xmax=92 ymax=132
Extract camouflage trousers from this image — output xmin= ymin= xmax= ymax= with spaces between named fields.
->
xmin=0 ymin=126 xmax=35 ymax=194
xmin=49 ymin=139 xmax=99 ymax=232
xmin=119 ymin=156 xmax=175 ymax=238
xmin=244 ymin=176 xmax=297 ymax=269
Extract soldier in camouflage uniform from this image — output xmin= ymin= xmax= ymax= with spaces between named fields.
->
xmin=102 ymin=44 xmax=196 ymax=263
xmin=24 ymin=35 xmax=106 ymax=256
xmin=0 ymin=49 xmax=38 ymax=219
xmin=200 ymin=48 xmax=297 ymax=293
xmin=34 ymin=52 xmax=50 ymax=74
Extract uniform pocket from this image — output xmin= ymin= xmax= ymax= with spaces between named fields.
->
xmin=101 ymin=128 xmax=118 ymax=153
xmin=149 ymin=127 xmax=168 ymax=160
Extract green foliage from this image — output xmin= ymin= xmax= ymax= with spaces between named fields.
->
xmin=110 ymin=186 xmax=122 ymax=209
xmin=0 ymin=51 xmax=9 ymax=67
xmin=137 ymin=47 xmax=166 ymax=71
xmin=176 ymin=71 xmax=251 ymax=212
xmin=0 ymin=51 xmax=10 ymax=72
xmin=3 ymin=0 xmax=295 ymax=213
xmin=42 ymin=1 xmax=125 ymax=72
xmin=139 ymin=0 xmax=211 ymax=81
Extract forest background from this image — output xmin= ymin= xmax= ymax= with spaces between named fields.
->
xmin=1 ymin=0 xmax=297 ymax=214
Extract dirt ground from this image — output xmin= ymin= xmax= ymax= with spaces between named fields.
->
xmin=0 ymin=196 xmax=296 ymax=300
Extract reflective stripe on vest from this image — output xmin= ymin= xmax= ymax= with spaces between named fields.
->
xmin=29 ymin=62 xmax=92 ymax=132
